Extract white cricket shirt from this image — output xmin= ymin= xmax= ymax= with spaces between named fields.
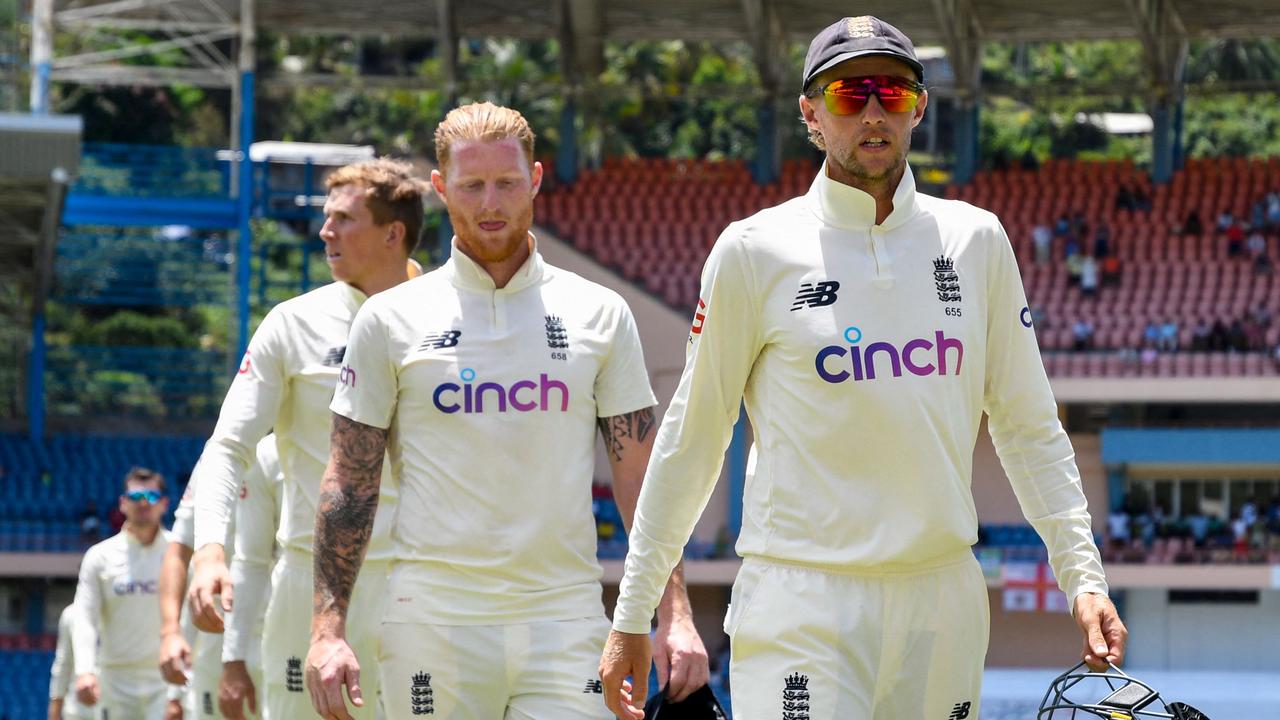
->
xmin=613 ymin=164 xmax=1109 ymax=634
xmin=331 ymin=240 xmax=656 ymax=625
xmin=51 ymin=605 xmax=91 ymax=718
xmin=193 ymin=282 xmax=397 ymax=561
xmin=72 ymin=529 xmax=171 ymax=671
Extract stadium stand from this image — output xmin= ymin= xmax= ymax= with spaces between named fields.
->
xmin=537 ymin=156 xmax=1280 ymax=378
xmin=0 ymin=646 xmax=56 ymax=720
xmin=0 ymin=434 xmax=203 ymax=549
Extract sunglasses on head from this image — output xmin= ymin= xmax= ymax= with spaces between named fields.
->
xmin=124 ymin=489 xmax=162 ymax=504
xmin=810 ymin=75 xmax=925 ymax=116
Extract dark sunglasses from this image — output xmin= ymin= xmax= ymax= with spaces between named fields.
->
xmin=124 ymin=489 xmax=162 ymax=504
xmin=810 ymin=75 xmax=925 ymax=116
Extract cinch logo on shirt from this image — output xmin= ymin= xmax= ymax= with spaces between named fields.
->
xmin=432 ymin=368 xmax=570 ymax=414
xmin=815 ymin=326 xmax=964 ymax=383
xmin=112 ymin=578 xmax=158 ymax=596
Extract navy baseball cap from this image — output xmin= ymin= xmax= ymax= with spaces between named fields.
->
xmin=643 ymin=685 xmax=728 ymax=720
xmin=802 ymin=16 xmax=925 ymax=91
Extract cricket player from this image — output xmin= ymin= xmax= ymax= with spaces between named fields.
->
xmin=600 ymin=16 xmax=1127 ymax=720
xmin=72 ymin=467 xmax=172 ymax=720
xmin=188 ymin=159 xmax=430 ymax=719
xmin=307 ymin=101 xmax=708 ymax=720
xmin=50 ymin=605 xmax=93 ymax=720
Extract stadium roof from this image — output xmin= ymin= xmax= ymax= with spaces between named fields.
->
xmin=50 ymin=0 xmax=1280 ymax=43
xmin=45 ymin=0 xmax=1280 ymax=94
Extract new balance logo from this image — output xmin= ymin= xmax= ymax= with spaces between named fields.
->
xmin=545 ymin=315 xmax=569 ymax=349
xmin=933 ymin=256 xmax=962 ymax=303
xmin=783 ymin=672 xmax=811 ymax=720
xmin=322 ymin=346 xmax=346 ymax=367
xmin=285 ymin=657 xmax=304 ymax=693
xmin=419 ymin=330 xmax=462 ymax=351
xmin=411 ymin=671 xmax=435 ymax=715
xmin=583 ymin=679 xmax=603 ymax=694
xmin=791 ymin=281 xmax=840 ymax=311
xmin=948 ymin=701 xmax=971 ymax=720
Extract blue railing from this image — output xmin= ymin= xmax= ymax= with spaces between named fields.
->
xmin=54 ymin=227 xmax=232 ymax=307
xmin=44 ymin=346 xmax=229 ymax=419
xmin=76 ymin=143 xmax=232 ymax=199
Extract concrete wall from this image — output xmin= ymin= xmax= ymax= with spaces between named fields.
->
xmin=1123 ymin=588 xmax=1280 ymax=671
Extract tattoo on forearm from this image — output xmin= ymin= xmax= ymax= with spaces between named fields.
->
xmin=597 ymin=406 xmax=657 ymax=462
xmin=313 ymin=414 xmax=386 ymax=619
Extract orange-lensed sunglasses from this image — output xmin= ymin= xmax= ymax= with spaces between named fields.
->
xmin=809 ymin=75 xmax=925 ymax=115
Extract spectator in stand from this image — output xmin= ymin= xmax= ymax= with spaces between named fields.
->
xmin=1187 ymin=510 xmax=1210 ymax=549
xmin=1225 ymin=221 xmax=1245 ymax=257
xmin=79 ymin=501 xmax=100 ymax=546
xmin=1228 ymin=318 xmax=1249 ymax=352
xmin=1107 ymin=507 xmax=1131 ymax=550
xmin=1080 ymin=255 xmax=1100 ymax=298
xmin=106 ymin=505 xmax=125 ymax=534
xmin=1053 ymin=213 xmax=1071 ymax=239
xmin=1066 ymin=250 xmax=1084 ymax=286
xmin=1241 ymin=497 xmax=1258 ymax=529
xmin=1139 ymin=342 xmax=1158 ymax=369
xmin=1251 ymin=199 xmax=1267 ymax=231
xmin=1032 ymin=223 xmax=1052 ymax=265
xmin=1247 ymin=226 xmax=1267 ymax=259
xmin=1159 ymin=317 xmax=1179 ymax=352
xmin=1267 ymin=190 xmax=1280 ymax=229
xmin=1072 ymin=319 xmax=1095 ymax=351
xmin=1143 ymin=319 xmax=1161 ymax=348
xmin=1209 ymin=317 xmax=1230 ymax=351
xmin=1071 ymin=211 xmax=1089 ymax=246
xmin=1231 ymin=515 xmax=1249 ymax=558
xmin=1182 ymin=209 xmax=1204 ymax=236
xmin=1190 ymin=317 xmax=1212 ymax=351
xmin=1093 ymin=222 xmax=1111 ymax=258
xmin=1216 ymin=209 xmax=1234 ymax=233
xmin=1115 ymin=185 xmax=1135 ymax=213
xmin=1101 ymin=254 xmax=1122 ymax=287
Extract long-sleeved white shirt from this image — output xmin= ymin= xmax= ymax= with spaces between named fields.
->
xmin=223 ymin=435 xmax=282 ymax=663
xmin=72 ymin=529 xmax=171 ymax=671
xmin=193 ymin=282 xmax=397 ymax=560
xmin=331 ymin=242 xmax=656 ymax=624
xmin=50 ymin=605 xmax=90 ymax=717
xmin=613 ymin=164 xmax=1108 ymax=634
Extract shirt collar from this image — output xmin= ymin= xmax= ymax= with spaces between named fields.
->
xmin=444 ymin=233 xmax=545 ymax=293
xmin=807 ymin=161 xmax=919 ymax=231
xmin=335 ymin=281 xmax=368 ymax=311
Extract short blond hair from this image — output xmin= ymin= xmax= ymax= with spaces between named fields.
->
xmin=434 ymin=102 xmax=536 ymax=172
xmin=325 ymin=157 xmax=430 ymax=253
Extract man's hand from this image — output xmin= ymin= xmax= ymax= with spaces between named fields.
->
xmin=1074 ymin=592 xmax=1128 ymax=670
xmin=164 ymin=698 xmax=184 ymax=720
xmin=652 ymin=616 xmax=709 ymax=702
xmin=188 ymin=545 xmax=232 ymax=633
xmin=158 ymin=629 xmax=192 ymax=684
xmin=47 ymin=696 xmax=64 ymax=720
xmin=306 ymin=634 xmax=364 ymax=720
xmin=599 ymin=629 xmax=651 ymax=720
xmin=219 ymin=660 xmax=258 ymax=720
xmin=74 ymin=673 xmax=100 ymax=706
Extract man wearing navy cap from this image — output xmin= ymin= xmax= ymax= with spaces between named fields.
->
xmin=601 ymin=15 xmax=1127 ymax=719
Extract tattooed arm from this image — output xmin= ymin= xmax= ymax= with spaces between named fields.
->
xmin=599 ymin=407 xmax=708 ymax=701
xmin=306 ymin=413 xmax=386 ymax=720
